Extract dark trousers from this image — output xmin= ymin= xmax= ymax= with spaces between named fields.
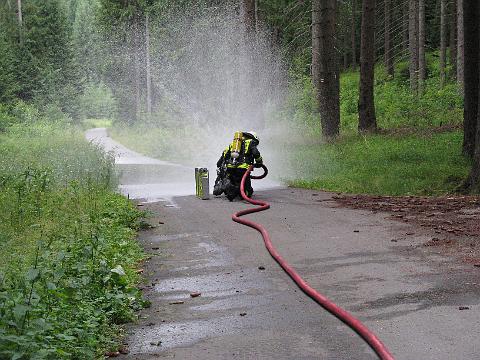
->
xmin=227 ymin=168 xmax=253 ymax=194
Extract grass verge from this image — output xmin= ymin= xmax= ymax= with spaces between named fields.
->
xmin=287 ymin=131 xmax=471 ymax=196
xmin=0 ymin=122 xmax=145 ymax=359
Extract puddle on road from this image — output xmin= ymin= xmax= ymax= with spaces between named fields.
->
xmin=128 ymin=315 xmax=247 ymax=354
xmin=192 ymin=241 xmax=235 ymax=269
xmin=154 ymin=270 xmax=270 ymax=298
xmin=116 ymin=163 xmax=281 ymax=204
xmin=129 ymin=269 xmax=280 ymax=355
xmin=189 ymin=293 xmax=271 ymax=311
xmin=117 ymin=163 xmax=194 ymax=204
xmin=150 ymin=233 xmax=198 ymax=242
xmin=153 ymin=235 xmax=235 ymax=269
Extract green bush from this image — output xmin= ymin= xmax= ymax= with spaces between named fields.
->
xmin=0 ymin=104 xmax=15 ymax=132
xmin=0 ymin=123 xmax=144 ymax=359
xmin=0 ymin=101 xmax=75 ymax=133
xmin=79 ymin=83 xmax=117 ymax=120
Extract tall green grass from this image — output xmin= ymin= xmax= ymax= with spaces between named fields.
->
xmin=288 ymin=131 xmax=470 ymax=195
xmin=0 ymin=122 xmax=144 ymax=359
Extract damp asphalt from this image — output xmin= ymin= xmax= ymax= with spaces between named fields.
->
xmin=86 ymin=128 xmax=480 ymax=359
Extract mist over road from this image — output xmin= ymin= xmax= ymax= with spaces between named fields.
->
xmin=85 ymin=127 xmax=281 ymax=205
xmin=86 ymin=128 xmax=480 ymax=359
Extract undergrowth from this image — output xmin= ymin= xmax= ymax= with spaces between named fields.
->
xmin=0 ymin=121 xmax=145 ymax=359
xmin=283 ymin=55 xmax=463 ymax=138
xmin=272 ymin=56 xmax=468 ymax=195
xmin=287 ymin=131 xmax=471 ymax=196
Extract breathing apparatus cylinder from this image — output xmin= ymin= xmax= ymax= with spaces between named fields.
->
xmin=230 ymin=131 xmax=243 ymax=163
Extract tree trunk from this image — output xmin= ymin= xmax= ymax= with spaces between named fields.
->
xmin=449 ymin=0 xmax=457 ymax=78
xmin=254 ymin=0 xmax=259 ymax=32
xmin=440 ymin=0 xmax=447 ymax=88
xmin=133 ymin=11 xmax=141 ymax=123
xmin=351 ymin=0 xmax=357 ymax=69
xmin=463 ymin=69 xmax=480 ymax=192
xmin=418 ymin=0 xmax=426 ymax=94
xmin=17 ymin=0 xmax=22 ymax=26
xmin=466 ymin=108 xmax=480 ymax=192
xmin=145 ymin=12 xmax=152 ymax=116
xmin=384 ymin=0 xmax=394 ymax=77
xmin=17 ymin=0 xmax=22 ymax=44
xmin=243 ymin=0 xmax=256 ymax=33
xmin=409 ymin=0 xmax=419 ymax=93
xmin=358 ymin=0 xmax=377 ymax=132
xmin=457 ymin=0 xmax=464 ymax=95
xmin=403 ymin=0 xmax=409 ymax=54
xmin=312 ymin=0 xmax=340 ymax=138
xmin=462 ymin=0 xmax=479 ymax=157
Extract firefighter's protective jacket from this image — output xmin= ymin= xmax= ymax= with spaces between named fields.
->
xmin=216 ymin=139 xmax=263 ymax=169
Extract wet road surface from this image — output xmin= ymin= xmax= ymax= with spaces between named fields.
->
xmin=86 ymin=128 xmax=480 ymax=359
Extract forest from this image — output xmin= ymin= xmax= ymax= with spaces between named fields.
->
xmin=1 ymin=0 xmax=479 ymax=192
xmin=1 ymin=0 xmax=480 ymax=358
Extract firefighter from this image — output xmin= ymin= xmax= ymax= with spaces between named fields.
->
xmin=213 ymin=131 xmax=263 ymax=200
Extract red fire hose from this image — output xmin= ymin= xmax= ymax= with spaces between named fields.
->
xmin=232 ymin=165 xmax=395 ymax=360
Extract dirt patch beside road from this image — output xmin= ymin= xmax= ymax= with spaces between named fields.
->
xmin=334 ymin=194 xmax=480 ymax=265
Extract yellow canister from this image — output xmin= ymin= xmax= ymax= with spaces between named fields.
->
xmin=231 ymin=131 xmax=243 ymax=159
